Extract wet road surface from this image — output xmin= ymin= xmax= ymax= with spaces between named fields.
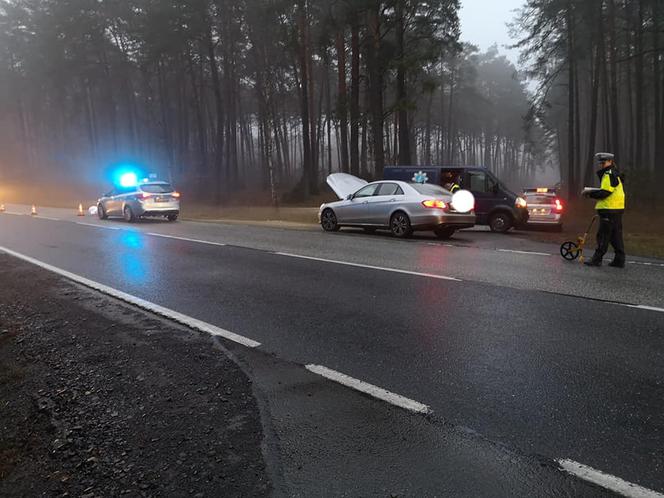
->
xmin=1 ymin=205 xmax=663 ymax=496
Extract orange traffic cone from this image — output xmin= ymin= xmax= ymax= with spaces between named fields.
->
xmin=77 ymin=203 xmax=85 ymax=216
xmin=31 ymin=205 xmax=37 ymax=216
xmin=0 ymin=204 xmax=5 ymax=212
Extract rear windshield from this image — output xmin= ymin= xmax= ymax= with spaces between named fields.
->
xmin=525 ymin=194 xmax=555 ymax=204
xmin=410 ymin=183 xmax=449 ymax=196
xmin=140 ymin=183 xmax=174 ymax=194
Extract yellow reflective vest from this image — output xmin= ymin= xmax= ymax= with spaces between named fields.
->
xmin=596 ymin=170 xmax=625 ymax=211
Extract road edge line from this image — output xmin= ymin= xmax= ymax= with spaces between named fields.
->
xmin=557 ymin=459 xmax=664 ymax=498
xmin=275 ymin=252 xmax=461 ymax=282
xmin=305 ymin=364 xmax=431 ymax=415
xmin=0 ymin=245 xmax=261 ymax=348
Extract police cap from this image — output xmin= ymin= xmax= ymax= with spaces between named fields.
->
xmin=595 ymin=152 xmax=615 ymax=162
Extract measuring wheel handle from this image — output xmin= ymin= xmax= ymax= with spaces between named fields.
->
xmin=560 ymin=241 xmax=580 ymax=261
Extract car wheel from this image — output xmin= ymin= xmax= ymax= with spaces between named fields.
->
xmin=123 ymin=205 xmax=135 ymax=223
xmin=97 ymin=204 xmax=107 ymax=220
xmin=390 ymin=212 xmax=413 ymax=238
xmin=167 ymin=214 xmax=178 ymax=222
xmin=434 ymin=226 xmax=455 ymax=240
xmin=489 ymin=212 xmax=513 ymax=233
xmin=321 ymin=209 xmax=340 ymax=232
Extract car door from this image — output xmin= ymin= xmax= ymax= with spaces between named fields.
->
xmin=103 ymin=188 xmax=119 ymax=215
xmin=334 ymin=184 xmax=379 ymax=224
xmin=465 ymin=170 xmax=494 ymax=223
xmin=365 ymin=183 xmax=404 ymax=225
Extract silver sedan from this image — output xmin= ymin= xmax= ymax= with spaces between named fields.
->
xmin=319 ymin=174 xmax=475 ymax=239
xmin=97 ymin=181 xmax=180 ymax=222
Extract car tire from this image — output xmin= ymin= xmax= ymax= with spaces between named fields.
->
xmin=434 ymin=226 xmax=455 ymax=240
xmin=321 ymin=209 xmax=340 ymax=232
xmin=390 ymin=211 xmax=413 ymax=238
xmin=167 ymin=214 xmax=178 ymax=222
xmin=489 ymin=212 xmax=513 ymax=233
xmin=123 ymin=205 xmax=136 ymax=223
xmin=97 ymin=204 xmax=107 ymax=220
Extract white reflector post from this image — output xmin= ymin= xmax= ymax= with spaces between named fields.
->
xmin=451 ymin=190 xmax=474 ymax=213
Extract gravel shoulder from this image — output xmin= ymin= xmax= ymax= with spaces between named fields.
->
xmin=0 ymin=254 xmax=270 ymax=497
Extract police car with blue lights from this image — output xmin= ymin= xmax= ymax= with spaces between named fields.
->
xmin=97 ymin=173 xmax=181 ymax=222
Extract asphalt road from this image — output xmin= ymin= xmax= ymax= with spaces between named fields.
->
xmin=1 ymin=204 xmax=663 ymax=496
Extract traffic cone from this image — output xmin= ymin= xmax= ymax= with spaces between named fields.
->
xmin=31 ymin=205 xmax=37 ymax=216
xmin=0 ymin=204 xmax=5 ymax=212
xmin=77 ymin=203 xmax=85 ymax=216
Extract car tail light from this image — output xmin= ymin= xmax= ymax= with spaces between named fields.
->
xmin=138 ymin=192 xmax=152 ymax=200
xmin=172 ymin=192 xmax=181 ymax=198
xmin=554 ymin=198 xmax=563 ymax=212
xmin=422 ymin=199 xmax=446 ymax=209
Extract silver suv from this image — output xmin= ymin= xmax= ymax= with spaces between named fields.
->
xmin=97 ymin=181 xmax=180 ymax=222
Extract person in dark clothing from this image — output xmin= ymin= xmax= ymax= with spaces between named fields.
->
xmin=583 ymin=152 xmax=626 ymax=268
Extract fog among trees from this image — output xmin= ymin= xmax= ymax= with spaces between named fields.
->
xmin=0 ymin=0 xmax=660 ymax=203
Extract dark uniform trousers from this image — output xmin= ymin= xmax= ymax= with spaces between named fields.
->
xmin=592 ymin=211 xmax=625 ymax=264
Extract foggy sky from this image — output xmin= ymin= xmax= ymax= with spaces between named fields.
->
xmin=459 ymin=0 xmax=524 ymax=66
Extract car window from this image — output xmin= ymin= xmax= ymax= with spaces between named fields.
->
xmin=354 ymin=184 xmax=379 ymax=198
xmin=375 ymin=183 xmax=402 ymax=196
xmin=117 ymin=186 xmax=137 ymax=195
xmin=410 ymin=183 xmax=448 ymax=196
xmin=140 ymin=183 xmax=174 ymax=194
xmin=467 ymin=171 xmax=487 ymax=193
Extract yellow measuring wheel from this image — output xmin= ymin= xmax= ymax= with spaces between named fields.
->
xmin=560 ymin=216 xmax=598 ymax=263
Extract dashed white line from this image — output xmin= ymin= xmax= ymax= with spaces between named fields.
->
xmin=275 ymin=252 xmax=461 ymax=282
xmin=76 ymin=222 xmax=121 ymax=230
xmin=497 ymin=249 xmax=551 ymax=256
xmin=625 ymin=304 xmax=664 ymax=314
xmin=0 ymin=245 xmax=261 ymax=348
xmin=147 ymin=233 xmax=226 ymax=247
xmin=1 ymin=212 xmax=26 ymax=216
xmin=557 ymin=459 xmax=664 ymax=498
xmin=34 ymin=216 xmax=61 ymax=221
xmin=628 ymin=261 xmax=664 ymax=268
xmin=305 ymin=364 xmax=431 ymax=414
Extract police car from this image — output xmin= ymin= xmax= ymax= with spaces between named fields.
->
xmin=522 ymin=187 xmax=564 ymax=231
xmin=97 ymin=173 xmax=180 ymax=222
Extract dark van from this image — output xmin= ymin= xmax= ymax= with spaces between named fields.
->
xmin=383 ymin=166 xmax=529 ymax=233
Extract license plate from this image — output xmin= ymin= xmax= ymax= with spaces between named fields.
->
xmin=155 ymin=197 xmax=169 ymax=202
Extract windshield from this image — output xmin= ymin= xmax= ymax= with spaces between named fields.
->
xmin=410 ymin=183 xmax=449 ymax=196
xmin=140 ymin=183 xmax=174 ymax=194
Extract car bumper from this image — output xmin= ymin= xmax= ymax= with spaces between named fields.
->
xmin=410 ymin=211 xmax=476 ymax=230
xmin=527 ymin=213 xmax=562 ymax=225
xmin=135 ymin=200 xmax=180 ymax=216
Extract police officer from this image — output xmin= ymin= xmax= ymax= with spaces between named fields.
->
xmin=443 ymin=174 xmax=461 ymax=193
xmin=583 ymin=152 xmax=626 ymax=268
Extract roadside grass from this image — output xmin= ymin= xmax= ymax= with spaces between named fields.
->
xmin=523 ymin=200 xmax=664 ymax=259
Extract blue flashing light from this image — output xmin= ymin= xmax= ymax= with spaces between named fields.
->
xmin=119 ymin=172 xmax=138 ymax=188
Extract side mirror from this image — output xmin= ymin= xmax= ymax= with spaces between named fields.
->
xmin=491 ymin=184 xmax=500 ymax=194
xmin=346 ymin=194 xmax=354 ymax=200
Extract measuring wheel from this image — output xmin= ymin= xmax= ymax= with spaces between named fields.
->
xmin=560 ymin=241 xmax=580 ymax=261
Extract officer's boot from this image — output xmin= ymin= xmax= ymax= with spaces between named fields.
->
xmin=608 ymin=259 xmax=625 ymax=268
xmin=584 ymin=254 xmax=603 ymax=267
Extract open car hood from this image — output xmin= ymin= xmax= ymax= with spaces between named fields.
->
xmin=326 ymin=173 xmax=368 ymax=200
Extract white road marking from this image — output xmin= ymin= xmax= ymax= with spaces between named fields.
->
xmin=2 ymin=212 xmax=27 ymax=216
xmin=0 ymin=246 xmax=261 ymax=348
xmin=35 ymin=216 xmax=61 ymax=221
xmin=147 ymin=232 xmax=226 ymax=247
xmin=497 ymin=249 xmax=551 ymax=256
xmin=76 ymin=222 xmax=121 ymax=230
xmin=625 ymin=304 xmax=664 ymax=314
xmin=557 ymin=459 xmax=664 ymax=498
xmin=628 ymin=261 xmax=664 ymax=268
xmin=305 ymin=364 xmax=431 ymax=415
xmin=275 ymin=252 xmax=461 ymax=282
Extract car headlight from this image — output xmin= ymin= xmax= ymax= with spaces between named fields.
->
xmin=515 ymin=196 xmax=527 ymax=208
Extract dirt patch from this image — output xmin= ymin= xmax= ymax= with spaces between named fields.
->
xmin=0 ymin=255 xmax=270 ymax=497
